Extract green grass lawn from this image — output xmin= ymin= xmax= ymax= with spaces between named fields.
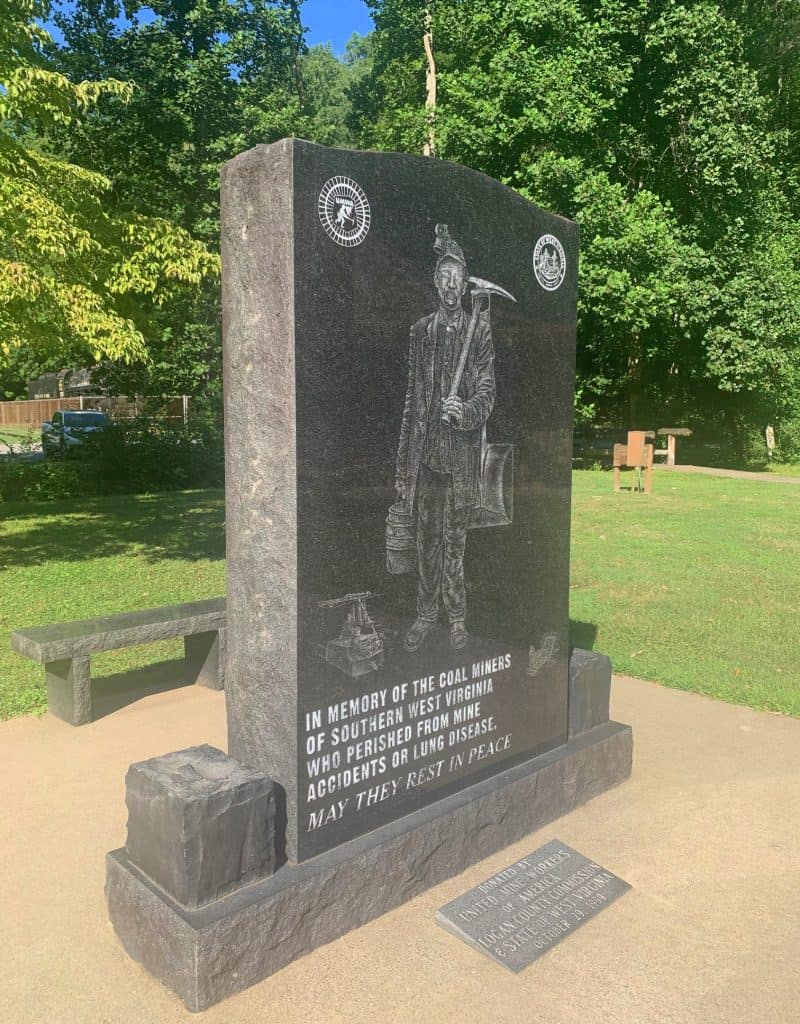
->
xmin=1 ymin=474 xmax=797 ymax=720
xmin=767 ymin=462 xmax=800 ymax=477
xmin=570 ymin=470 xmax=800 ymax=716
xmin=0 ymin=424 xmax=39 ymax=444
xmin=0 ymin=489 xmax=225 ymax=719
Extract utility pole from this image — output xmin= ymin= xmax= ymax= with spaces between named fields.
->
xmin=422 ymin=5 xmax=436 ymax=157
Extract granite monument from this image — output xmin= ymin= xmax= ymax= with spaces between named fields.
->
xmin=105 ymin=139 xmax=632 ymax=1010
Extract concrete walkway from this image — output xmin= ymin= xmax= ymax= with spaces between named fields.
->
xmin=657 ymin=464 xmax=800 ymax=484
xmin=0 ymin=677 xmax=797 ymax=1024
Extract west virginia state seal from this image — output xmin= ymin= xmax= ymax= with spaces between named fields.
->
xmin=533 ymin=234 xmax=566 ymax=291
xmin=318 ymin=176 xmax=371 ymax=247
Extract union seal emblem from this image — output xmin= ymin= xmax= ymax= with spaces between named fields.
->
xmin=318 ymin=176 xmax=371 ymax=247
xmin=533 ymin=234 xmax=566 ymax=291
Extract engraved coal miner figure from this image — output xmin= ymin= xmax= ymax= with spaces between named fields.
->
xmin=396 ymin=224 xmax=496 ymax=652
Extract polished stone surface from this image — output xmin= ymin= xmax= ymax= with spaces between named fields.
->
xmin=222 ymin=139 xmax=579 ymax=861
xmin=437 ymin=839 xmax=630 ymax=972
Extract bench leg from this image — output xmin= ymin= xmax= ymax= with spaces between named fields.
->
xmin=45 ymin=657 xmax=91 ymax=726
xmin=185 ymin=629 xmax=225 ymax=691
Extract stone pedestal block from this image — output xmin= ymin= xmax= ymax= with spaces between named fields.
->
xmin=568 ymin=649 xmax=612 ymax=738
xmin=125 ymin=745 xmax=277 ymax=909
xmin=107 ymin=721 xmax=632 ymax=1011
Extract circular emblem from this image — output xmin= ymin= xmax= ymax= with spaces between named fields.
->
xmin=318 ymin=176 xmax=371 ymax=247
xmin=533 ymin=234 xmax=566 ymax=291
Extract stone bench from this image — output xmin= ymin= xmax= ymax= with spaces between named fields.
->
xmin=11 ymin=598 xmax=225 ymax=726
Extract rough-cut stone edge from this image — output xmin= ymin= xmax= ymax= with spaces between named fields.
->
xmin=11 ymin=598 xmax=225 ymax=662
xmin=221 ymin=140 xmax=299 ymax=858
xmin=124 ymin=745 xmax=278 ymax=909
xmin=106 ymin=721 xmax=632 ymax=1012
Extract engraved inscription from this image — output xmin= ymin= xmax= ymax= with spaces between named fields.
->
xmin=437 ymin=840 xmax=630 ymax=972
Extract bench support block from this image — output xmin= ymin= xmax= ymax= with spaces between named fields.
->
xmin=45 ymin=657 xmax=91 ymax=726
xmin=184 ymin=629 xmax=225 ymax=690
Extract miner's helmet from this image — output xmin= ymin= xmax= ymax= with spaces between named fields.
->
xmin=433 ymin=223 xmax=467 ymax=273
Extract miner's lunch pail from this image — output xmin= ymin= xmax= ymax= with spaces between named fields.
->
xmin=385 ymin=501 xmax=415 ymax=575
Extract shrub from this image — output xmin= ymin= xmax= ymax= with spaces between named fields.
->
xmin=0 ymin=410 xmax=224 ymax=503
xmin=775 ymin=417 xmax=800 ymax=463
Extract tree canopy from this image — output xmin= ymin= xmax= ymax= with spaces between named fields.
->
xmin=352 ymin=0 xmax=800 ymax=434
xmin=3 ymin=0 xmax=800 ymax=450
xmin=43 ymin=0 xmax=366 ymax=397
xmin=0 ymin=0 xmax=218 ymax=389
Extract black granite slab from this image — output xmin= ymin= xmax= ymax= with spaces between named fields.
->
xmin=437 ymin=839 xmax=630 ymax=972
xmin=222 ymin=139 xmax=579 ymax=861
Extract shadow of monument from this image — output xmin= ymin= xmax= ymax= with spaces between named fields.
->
xmin=569 ymin=619 xmax=598 ymax=653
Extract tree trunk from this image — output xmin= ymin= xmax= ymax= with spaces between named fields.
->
xmin=422 ymin=6 xmax=436 ymax=157
xmin=627 ymin=332 xmax=643 ymax=426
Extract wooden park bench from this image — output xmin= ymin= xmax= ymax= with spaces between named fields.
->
xmin=11 ymin=598 xmax=225 ymax=726
xmin=653 ymin=427 xmax=692 ymax=466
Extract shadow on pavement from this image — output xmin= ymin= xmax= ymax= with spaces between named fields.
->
xmin=91 ymin=659 xmax=194 ymax=721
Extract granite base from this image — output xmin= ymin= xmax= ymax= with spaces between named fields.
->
xmin=106 ymin=720 xmax=632 ymax=1011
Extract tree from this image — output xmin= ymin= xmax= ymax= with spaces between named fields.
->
xmin=300 ymin=36 xmax=372 ymax=148
xmin=352 ymin=0 xmax=800 ymax=436
xmin=0 ymin=0 xmax=218 ymax=384
xmin=48 ymin=1 xmax=366 ymax=397
xmin=51 ymin=0 xmax=353 ymax=240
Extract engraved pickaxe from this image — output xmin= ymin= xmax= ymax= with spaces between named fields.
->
xmin=443 ymin=275 xmax=516 ymax=424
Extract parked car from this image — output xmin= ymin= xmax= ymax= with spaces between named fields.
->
xmin=41 ymin=410 xmax=110 ymax=456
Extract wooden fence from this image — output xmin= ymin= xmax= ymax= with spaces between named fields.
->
xmin=0 ymin=396 xmax=189 ymax=427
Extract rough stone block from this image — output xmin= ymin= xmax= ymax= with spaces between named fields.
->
xmin=125 ymin=745 xmax=277 ymax=909
xmin=107 ymin=722 xmax=633 ymax=1011
xmin=568 ymin=648 xmax=612 ymax=738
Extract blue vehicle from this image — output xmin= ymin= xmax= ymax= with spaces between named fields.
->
xmin=41 ymin=410 xmax=109 ymax=456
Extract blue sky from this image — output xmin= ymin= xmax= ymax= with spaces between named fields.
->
xmin=44 ymin=1 xmax=375 ymax=56
xmin=304 ymin=0 xmax=374 ymax=55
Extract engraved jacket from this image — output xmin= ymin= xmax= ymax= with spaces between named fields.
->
xmin=397 ymin=308 xmax=496 ymax=512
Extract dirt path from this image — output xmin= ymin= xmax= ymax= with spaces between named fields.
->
xmin=1 ymin=677 xmax=798 ymax=1024
xmin=658 ymin=463 xmax=800 ymax=483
